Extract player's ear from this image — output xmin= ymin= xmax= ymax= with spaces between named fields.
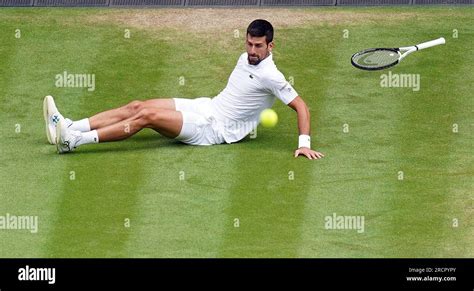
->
xmin=268 ymin=41 xmax=274 ymax=51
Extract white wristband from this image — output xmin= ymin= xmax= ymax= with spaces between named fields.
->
xmin=298 ymin=135 xmax=311 ymax=149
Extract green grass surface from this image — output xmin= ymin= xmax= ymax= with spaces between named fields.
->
xmin=0 ymin=7 xmax=472 ymax=258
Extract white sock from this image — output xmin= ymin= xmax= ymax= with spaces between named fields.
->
xmin=76 ymin=130 xmax=99 ymax=147
xmin=64 ymin=118 xmax=73 ymax=128
xmin=68 ymin=118 xmax=91 ymax=132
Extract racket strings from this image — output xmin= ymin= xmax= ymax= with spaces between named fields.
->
xmin=352 ymin=49 xmax=400 ymax=69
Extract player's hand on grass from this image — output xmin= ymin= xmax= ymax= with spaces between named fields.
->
xmin=294 ymin=148 xmax=324 ymax=160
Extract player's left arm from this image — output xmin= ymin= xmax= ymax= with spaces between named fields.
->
xmin=287 ymin=96 xmax=324 ymax=160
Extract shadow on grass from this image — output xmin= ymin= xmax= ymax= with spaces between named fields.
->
xmin=40 ymin=128 xmax=295 ymax=156
xmin=73 ymin=138 xmax=185 ymax=155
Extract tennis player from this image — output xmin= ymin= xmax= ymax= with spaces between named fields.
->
xmin=44 ymin=19 xmax=324 ymax=160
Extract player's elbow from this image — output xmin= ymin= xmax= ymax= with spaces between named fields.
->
xmin=295 ymin=101 xmax=311 ymax=121
xmin=290 ymin=97 xmax=309 ymax=115
xmin=288 ymin=96 xmax=304 ymax=111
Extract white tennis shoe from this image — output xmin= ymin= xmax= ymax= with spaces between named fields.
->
xmin=56 ymin=119 xmax=82 ymax=154
xmin=43 ymin=95 xmax=73 ymax=145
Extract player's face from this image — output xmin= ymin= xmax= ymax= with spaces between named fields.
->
xmin=246 ymin=35 xmax=273 ymax=65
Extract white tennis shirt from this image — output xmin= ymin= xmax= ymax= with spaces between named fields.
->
xmin=210 ymin=52 xmax=298 ymax=143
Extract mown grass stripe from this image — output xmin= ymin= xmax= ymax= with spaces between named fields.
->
xmin=42 ymin=22 xmax=155 ymax=257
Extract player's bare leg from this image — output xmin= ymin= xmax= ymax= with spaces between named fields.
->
xmin=97 ymin=108 xmax=182 ymax=142
xmin=56 ymin=107 xmax=183 ymax=153
xmin=88 ymin=99 xmax=176 ymax=130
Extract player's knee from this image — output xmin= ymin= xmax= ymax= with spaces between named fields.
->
xmin=126 ymin=100 xmax=143 ymax=114
xmin=138 ymin=108 xmax=162 ymax=126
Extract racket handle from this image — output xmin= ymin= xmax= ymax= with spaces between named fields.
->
xmin=416 ymin=37 xmax=446 ymax=50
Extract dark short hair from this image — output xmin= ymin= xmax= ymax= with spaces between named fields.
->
xmin=247 ymin=19 xmax=273 ymax=44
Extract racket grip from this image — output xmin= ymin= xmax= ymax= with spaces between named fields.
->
xmin=416 ymin=37 xmax=446 ymax=50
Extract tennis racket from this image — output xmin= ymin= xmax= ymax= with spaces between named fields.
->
xmin=351 ymin=37 xmax=446 ymax=71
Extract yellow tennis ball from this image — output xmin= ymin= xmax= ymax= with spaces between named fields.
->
xmin=260 ymin=109 xmax=278 ymax=128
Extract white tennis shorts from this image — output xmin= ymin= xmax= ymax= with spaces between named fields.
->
xmin=173 ymin=97 xmax=225 ymax=146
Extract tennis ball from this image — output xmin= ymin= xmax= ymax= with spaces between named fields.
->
xmin=260 ymin=109 xmax=278 ymax=128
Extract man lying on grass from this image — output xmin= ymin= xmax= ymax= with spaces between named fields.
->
xmin=44 ymin=19 xmax=324 ymax=160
